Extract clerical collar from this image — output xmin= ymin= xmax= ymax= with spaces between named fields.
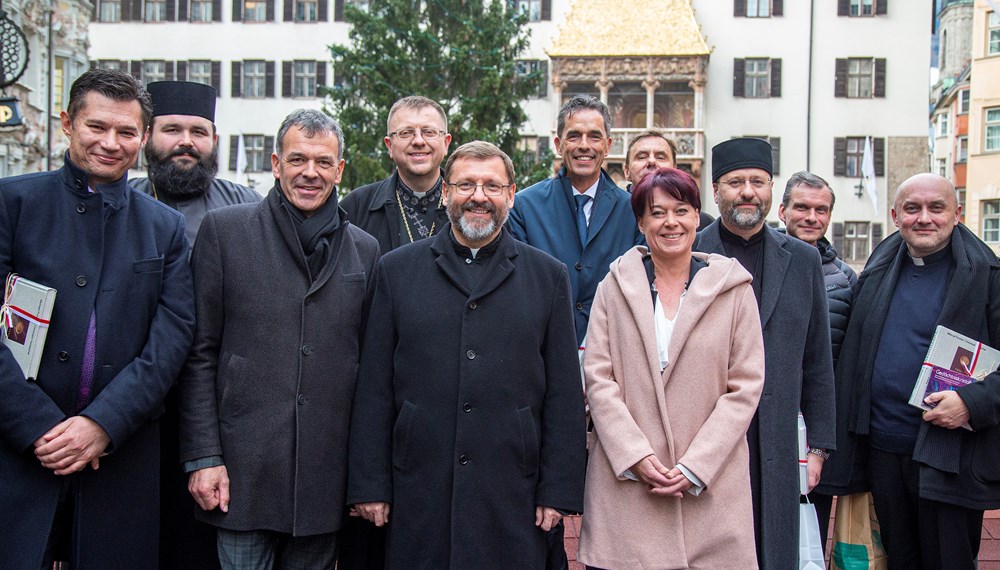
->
xmin=719 ymin=221 xmax=766 ymax=247
xmin=450 ymin=230 xmax=502 ymax=262
xmin=908 ymin=243 xmax=952 ymax=267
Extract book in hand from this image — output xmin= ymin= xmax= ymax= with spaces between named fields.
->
xmin=909 ymin=325 xmax=1000 ymax=428
xmin=1 ymin=273 xmax=56 ymax=381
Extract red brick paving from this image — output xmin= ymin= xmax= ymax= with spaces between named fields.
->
xmin=563 ymin=510 xmax=1000 ymax=566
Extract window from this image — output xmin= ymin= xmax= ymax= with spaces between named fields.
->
xmin=243 ymin=61 xmax=267 ymax=98
xmin=990 ymin=13 xmax=1000 ymax=56
xmin=96 ymin=60 xmax=126 ymax=71
xmin=53 ymin=57 xmax=68 ymax=113
xmin=959 ymin=90 xmax=971 ymax=115
xmin=245 ymin=135 xmax=268 ymax=172
xmin=834 ymin=136 xmax=885 ymax=177
xmin=843 ymin=222 xmax=870 ymax=262
xmin=143 ymin=61 xmax=166 ymax=85
xmin=516 ymin=60 xmax=549 ymax=98
xmin=99 ymin=0 xmax=121 ymax=21
xmin=936 ymin=158 xmax=947 ymax=177
xmin=746 ymin=0 xmax=769 ymax=17
xmin=145 ymin=0 xmax=167 ymax=21
xmin=850 ymin=0 xmax=873 ymax=16
xmin=733 ymin=58 xmax=781 ymax=98
xmin=292 ymin=61 xmax=316 ymax=97
xmin=191 ymin=0 xmax=213 ymax=20
xmin=839 ymin=0 xmax=885 ymax=16
xmin=847 ymin=58 xmax=873 ymax=98
xmin=244 ymin=0 xmax=267 ymax=21
xmin=516 ymin=0 xmax=551 ymax=21
xmin=188 ymin=61 xmax=213 ymax=86
xmin=743 ymin=135 xmax=781 ymax=175
xmin=983 ymin=201 xmax=1000 ymax=243
xmin=835 ymin=58 xmax=885 ymax=98
xmin=957 ymin=136 xmax=968 ymax=162
xmin=295 ymin=0 xmax=317 ymax=20
xmin=986 ymin=108 xmax=1000 ymax=152
xmin=937 ymin=112 xmax=950 ymax=137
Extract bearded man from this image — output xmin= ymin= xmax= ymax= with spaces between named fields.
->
xmin=132 ymin=81 xmax=261 ymax=249
xmin=347 ymin=141 xmax=586 ymax=568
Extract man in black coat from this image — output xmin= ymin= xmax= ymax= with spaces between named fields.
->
xmin=823 ymin=173 xmax=1000 ymax=570
xmin=0 ymin=69 xmax=195 ymax=568
xmin=341 ymin=96 xmax=451 ymax=253
xmin=348 ymin=141 xmax=586 ymax=569
xmin=180 ymin=109 xmax=379 ymax=568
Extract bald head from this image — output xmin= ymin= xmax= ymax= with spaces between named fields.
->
xmin=891 ymin=173 xmax=961 ymax=258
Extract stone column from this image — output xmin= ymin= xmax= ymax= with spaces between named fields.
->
xmin=596 ymin=79 xmax=613 ymax=105
xmin=642 ymin=78 xmax=660 ymax=129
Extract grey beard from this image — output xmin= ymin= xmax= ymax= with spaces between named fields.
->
xmin=145 ymin=148 xmax=219 ymax=199
xmin=726 ymin=205 xmax=764 ymax=230
xmin=449 ymin=200 xmax=509 ymax=243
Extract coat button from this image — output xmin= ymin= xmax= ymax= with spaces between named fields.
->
xmin=74 ymin=180 xmax=83 ymax=189
xmin=301 ymin=345 xmax=311 ymax=355
xmin=466 ymin=350 xmax=476 ymax=360
xmin=297 ymin=394 xmax=306 ymax=405
xmin=76 ymin=203 xmax=86 ymax=214
xmin=75 ymin=276 xmax=87 ymax=287
xmin=468 ymin=301 xmax=477 ymax=310
xmin=57 ymin=351 xmax=69 ymax=362
xmin=465 ymin=258 xmax=473 ymax=265
xmin=575 ymin=302 xmax=584 ymax=310
xmin=463 ymin=402 xmax=472 ymax=413
xmin=459 ymin=454 xmax=470 ymax=465
xmin=575 ymin=262 xmax=583 ymax=270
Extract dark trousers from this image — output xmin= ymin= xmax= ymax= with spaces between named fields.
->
xmin=336 ymin=516 xmax=386 ymax=570
xmin=868 ymin=446 xmax=983 ymax=570
xmin=41 ymin=477 xmax=75 ymax=570
xmin=546 ymin=521 xmax=568 ymax=570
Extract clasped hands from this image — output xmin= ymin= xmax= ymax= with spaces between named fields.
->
xmin=631 ymin=454 xmax=694 ymax=498
xmin=33 ymin=416 xmax=110 ymax=476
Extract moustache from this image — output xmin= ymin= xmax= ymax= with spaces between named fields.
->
xmin=170 ymin=148 xmax=202 ymax=160
xmin=462 ymin=200 xmax=496 ymax=213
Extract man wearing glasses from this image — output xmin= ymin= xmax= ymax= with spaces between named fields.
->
xmin=341 ymin=96 xmax=452 ymax=254
xmin=693 ymin=138 xmax=835 ymax=570
xmin=348 ymin=141 xmax=586 ymax=568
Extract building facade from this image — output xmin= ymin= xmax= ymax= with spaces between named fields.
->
xmin=965 ymin=0 xmax=1000 ymax=254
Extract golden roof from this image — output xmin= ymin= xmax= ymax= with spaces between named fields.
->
xmin=547 ymin=0 xmax=710 ymax=57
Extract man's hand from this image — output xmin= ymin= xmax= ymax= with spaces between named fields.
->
xmin=535 ymin=506 xmax=562 ymax=532
xmin=649 ymin=467 xmax=694 ymax=498
xmin=923 ymin=391 xmax=971 ymax=429
xmin=631 ymin=454 xmax=672 ymax=488
xmin=356 ymin=502 xmax=391 ymax=527
xmin=188 ymin=465 xmax=230 ymax=512
xmin=34 ymin=416 xmax=110 ymax=475
xmin=806 ymin=452 xmax=824 ymax=493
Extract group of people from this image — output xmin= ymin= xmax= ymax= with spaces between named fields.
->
xmin=1 ymin=66 xmax=999 ymax=570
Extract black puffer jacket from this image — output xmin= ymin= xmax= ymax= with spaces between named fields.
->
xmin=817 ymin=237 xmax=857 ymax=363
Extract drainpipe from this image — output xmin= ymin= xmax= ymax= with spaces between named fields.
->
xmin=46 ymin=1 xmax=53 ymax=171
xmin=806 ymin=0 xmax=815 ymax=170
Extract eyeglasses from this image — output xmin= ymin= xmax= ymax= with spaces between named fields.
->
xmin=719 ymin=177 xmax=772 ymax=190
xmin=447 ymin=181 xmax=510 ymax=196
xmin=387 ymin=128 xmax=447 ymax=141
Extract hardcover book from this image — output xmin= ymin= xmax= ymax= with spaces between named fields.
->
xmin=908 ymin=325 xmax=1000 ymax=422
xmin=1 ymin=273 xmax=56 ymax=381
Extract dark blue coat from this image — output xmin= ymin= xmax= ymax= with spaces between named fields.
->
xmin=506 ymin=168 xmax=644 ymax=344
xmin=0 ymin=160 xmax=195 ymax=569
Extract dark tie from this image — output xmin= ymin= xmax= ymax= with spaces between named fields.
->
xmin=575 ymin=194 xmax=591 ymax=248
xmin=76 ymin=309 xmax=97 ymax=412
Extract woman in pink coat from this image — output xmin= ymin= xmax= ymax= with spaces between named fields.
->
xmin=579 ymin=168 xmax=765 ymax=569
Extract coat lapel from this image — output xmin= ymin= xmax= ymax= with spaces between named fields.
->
xmin=585 ymin=174 xmax=617 ymax=248
xmin=471 ymin=234 xmax=517 ymax=301
xmin=759 ymin=227 xmax=791 ymax=329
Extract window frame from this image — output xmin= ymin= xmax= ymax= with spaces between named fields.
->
xmin=985 ymin=107 xmax=1000 ymax=152
xmin=190 ymin=0 xmax=213 ymax=21
xmin=243 ymin=60 xmax=267 ymax=98
xmin=846 ymin=58 xmax=874 ymax=99
xmin=744 ymin=58 xmax=770 ymax=98
xmin=746 ymin=0 xmax=770 ymax=17
xmin=243 ymin=0 xmax=267 ymax=21
xmin=188 ymin=60 xmax=213 ymax=86
xmin=957 ymin=136 xmax=968 ymax=163
xmin=292 ymin=60 xmax=317 ymax=98
xmin=244 ymin=134 xmax=268 ymax=172
xmin=145 ymin=0 xmax=167 ymax=21
xmin=142 ymin=60 xmax=166 ymax=85
xmin=99 ymin=0 xmax=122 ymax=21
xmin=849 ymin=0 xmax=874 ymax=17
xmin=983 ymin=201 xmax=1000 ymax=243
xmin=990 ymin=12 xmax=1000 ymax=56
xmin=843 ymin=221 xmax=871 ymax=263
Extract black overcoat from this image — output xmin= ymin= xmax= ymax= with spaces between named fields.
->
xmin=340 ymin=170 xmax=449 ymax=254
xmin=694 ymin=221 xmax=836 ymax=570
xmin=179 ymin=187 xmax=379 ymax=536
xmin=0 ymin=160 xmax=195 ymax=568
xmin=347 ymin=228 xmax=586 ymax=569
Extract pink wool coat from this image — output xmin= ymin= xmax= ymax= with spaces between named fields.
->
xmin=579 ymin=247 xmax=765 ymax=569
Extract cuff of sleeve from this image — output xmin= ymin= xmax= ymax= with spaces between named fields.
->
xmin=676 ymin=463 xmax=705 ymax=496
xmin=184 ymin=455 xmax=224 ymax=473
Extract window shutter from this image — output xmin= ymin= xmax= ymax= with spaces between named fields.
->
xmin=231 ymin=61 xmax=242 ymax=97
xmin=212 ymin=0 xmax=221 ymax=20
xmin=229 ymin=135 xmax=239 ymax=170
xmin=770 ymin=137 xmax=780 ymax=176
xmin=265 ymin=0 xmax=274 ymax=20
xmin=770 ymin=58 xmax=781 ymax=97
xmin=90 ymin=60 xmax=97 ymax=70
xmin=872 ymin=223 xmax=883 ymax=247
xmin=317 ymin=0 xmax=327 ymax=20
xmin=130 ymin=60 xmax=142 ymax=79
xmin=873 ymin=137 xmax=885 ymax=176
xmin=232 ymin=0 xmax=242 ymax=22
xmin=178 ymin=0 xmax=187 ymax=20
xmin=164 ymin=60 xmax=175 ymax=81
xmin=833 ymin=137 xmax=847 ymax=176
xmin=282 ymin=61 xmax=292 ymax=97
xmin=91 ymin=0 xmax=98 ymax=21
xmin=873 ymin=58 xmax=886 ymax=98
xmin=541 ymin=0 xmax=551 ymax=20
xmin=734 ymin=0 xmax=745 ymax=17
xmin=265 ymin=61 xmax=275 ymax=97
xmin=334 ymin=0 xmax=343 ymax=20
xmin=211 ymin=61 xmax=221 ymax=93
xmin=834 ymin=59 xmax=847 ymax=98
xmin=538 ymin=136 xmax=550 ymax=161
xmin=284 ymin=0 xmax=292 ymax=20
xmin=264 ymin=136 xmax=275 ymax=160
xmin=837 ymin=0 xmax=849 ymax=16
xmin=130 ymin=0 xmax=143 ymax=19
xmin=875 ymin=0 xmax=887 ymax=15
xmin=772 ymin=0 xmax=782 ymax=16
xmin=165 ymin=0 xmax=176 ymax=20
xmin=733 ymin=59 xmax=746 ymax=97
xmin=833 ymin=222 xmax=845 ymax=258
xmin=316 ymin=62 xmax=327 ymax=91
xmin=176 ymin=61 xmax=188 ymax=81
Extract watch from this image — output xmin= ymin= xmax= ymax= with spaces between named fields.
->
xmin=808 ymin=447 xmax=830 ymax=461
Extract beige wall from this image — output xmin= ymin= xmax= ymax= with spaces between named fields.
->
xmin=966 ymin=0 xmax=1000 ymax=253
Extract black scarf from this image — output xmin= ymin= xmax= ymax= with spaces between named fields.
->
xmin=277 ymin=181 xmax=341 ymax=280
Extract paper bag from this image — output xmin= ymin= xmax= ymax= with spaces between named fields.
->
xmin=830 ymin=492 xmax=888 ymax=570
xmin=800 ymin=501 xmax=825 ymax=570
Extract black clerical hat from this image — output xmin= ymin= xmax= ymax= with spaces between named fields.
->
xmin=147 ymin=81 xmax=216 ymax=122
xmin=711 ymin=138 xmax=772 ymax=182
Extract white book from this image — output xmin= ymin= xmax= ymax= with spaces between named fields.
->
xmin=1 ymin=274 xmax=56 ymax=381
